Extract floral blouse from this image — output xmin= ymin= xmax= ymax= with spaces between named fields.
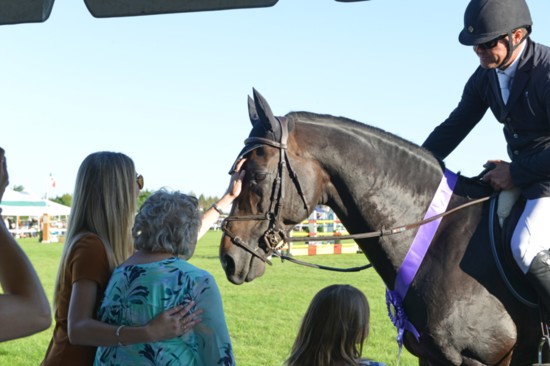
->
xmin=359 ymin=361 xmax=386 ymax=366
xmin=93 ymin=257 xmax=235 ymax=366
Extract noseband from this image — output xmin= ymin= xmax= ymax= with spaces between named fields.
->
xmin=222 ymin=117 xmax=310 ymax=265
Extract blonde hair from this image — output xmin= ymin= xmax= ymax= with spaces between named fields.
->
xmin=286 ymin=285 xmax=370 ymax=366
xmin=53 ymin=151 xmax=137 ymax=307
xmin=133 ymin=188 xmax=201 ymax=260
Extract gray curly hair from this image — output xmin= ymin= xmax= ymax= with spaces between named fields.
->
xmin=133 ymin=188 xmax=201 ymax=259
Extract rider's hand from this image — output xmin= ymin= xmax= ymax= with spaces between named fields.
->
xmin=482 ymin=160 xmax=515 ymax=191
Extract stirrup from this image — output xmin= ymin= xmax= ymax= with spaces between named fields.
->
xmin=533 ymin=321 xmax=550 ymax=366
xmin=535 ymin=335 xmax=550 ymax=365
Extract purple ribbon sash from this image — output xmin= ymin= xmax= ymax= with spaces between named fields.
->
xmin=386 ymin=169 xmax=458 ymax=356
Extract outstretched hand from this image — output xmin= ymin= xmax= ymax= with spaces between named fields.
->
xmin=197 ymin=158 xmax=246 ymax=240
xmin=226 ymin=158 xmax=246 ymax=200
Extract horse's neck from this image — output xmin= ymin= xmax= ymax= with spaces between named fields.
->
xmin=297 ymin=117 xmax=444 ymax=278
xmin=307 ymin=122 xmax=443 ymax=230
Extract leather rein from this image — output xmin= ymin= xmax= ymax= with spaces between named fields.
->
xmin=222 ymin=117 xmax=492 ymax=272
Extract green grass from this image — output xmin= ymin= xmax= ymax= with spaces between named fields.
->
xmin=0 ymin=232 xmax=418 ymax=366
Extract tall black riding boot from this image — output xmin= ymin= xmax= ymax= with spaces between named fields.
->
xmin=526 ymin=250 xmax=550 ymax=314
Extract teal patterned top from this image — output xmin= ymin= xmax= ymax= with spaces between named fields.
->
xmin=93 ymin=257 xmax=235 ymax=366
xmin=358 ymin=360 xmax=387 ymax=366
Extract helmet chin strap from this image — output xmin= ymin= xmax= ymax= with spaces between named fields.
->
xmin=498 ymin=30 xmax=527 ymax=70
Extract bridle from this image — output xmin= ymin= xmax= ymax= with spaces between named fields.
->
xmin=222 ymin=116 xmax=310 ymax=265
xmin=222 ymin=116 xmax=493 ymax=271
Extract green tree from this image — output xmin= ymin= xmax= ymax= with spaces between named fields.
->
xmin=12 ymin=184 xmax=24 ymax=192
xmin=137 ymin=189 xmax=153 ymax=209
xmin=136 ymin=189 xmax=219 ymax=212
xmin=197 ymin=194 xmax=220 ymax=212
xmin=51 ymin=194 xmax=72 ymax=207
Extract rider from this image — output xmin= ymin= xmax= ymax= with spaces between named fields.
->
xmin=422 ymin=0 xmax=550 ymax=313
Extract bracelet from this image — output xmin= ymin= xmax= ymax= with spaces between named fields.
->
xmin=211 ymin=203 xmax=224 ymax=215
xmin=115 ymin=325 xmax=126 ymax=346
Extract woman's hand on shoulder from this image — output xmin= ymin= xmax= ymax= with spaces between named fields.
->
xmin=145 ymin=301 xmax=203 ymax=341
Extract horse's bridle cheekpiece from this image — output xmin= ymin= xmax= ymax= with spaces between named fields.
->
xmin=222 ymin=116 xmax=310 ymax=265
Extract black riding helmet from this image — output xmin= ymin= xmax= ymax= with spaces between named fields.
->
xmin=459 ymin=0 xmax=532 ymax=68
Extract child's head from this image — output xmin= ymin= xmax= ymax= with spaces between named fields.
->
xmin=133 ymin=188 xmax=201 ymax=259
xmin=287 ymin=284 xmax=370 ymax=366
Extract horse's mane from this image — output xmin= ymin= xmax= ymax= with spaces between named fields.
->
xmin=287 ymin=111 xmax=444 ymax=170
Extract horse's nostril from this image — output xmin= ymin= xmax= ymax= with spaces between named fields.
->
xmin=223 ymin=255 xmax=235 ymax=275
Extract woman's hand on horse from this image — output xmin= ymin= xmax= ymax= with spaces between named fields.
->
xmin=227 ymin=158 xmax=246 ymax=199
xmin=482 ymin=160 xmax=515 ymax=191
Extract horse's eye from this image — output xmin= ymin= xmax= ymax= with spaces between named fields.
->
xmin=254 ymin=173 xmax=268 ymax=182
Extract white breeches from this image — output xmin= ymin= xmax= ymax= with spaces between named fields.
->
xmin=511 ymin=197 xmax=550 ymax=273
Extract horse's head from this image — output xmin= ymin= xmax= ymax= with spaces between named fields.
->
xmin=220 ymin=89 xmax=323 ymax=284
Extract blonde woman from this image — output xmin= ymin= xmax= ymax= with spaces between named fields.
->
xmin=286 ymin=285 xmax=386 ymax=366
xmin=41 ymin=152 xmax=244 ymax=366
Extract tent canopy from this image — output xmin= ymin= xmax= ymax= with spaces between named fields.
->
xmin=0 ymin=189 xmax=71 ymax=217
xmin=0 ymin=0 xmax=278 ymax=25
xmin=1 ymin=0 xmax=369 ymax=25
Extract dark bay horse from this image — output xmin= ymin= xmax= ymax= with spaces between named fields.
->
xmin=220 ymin=89 xmax=544 ymax=365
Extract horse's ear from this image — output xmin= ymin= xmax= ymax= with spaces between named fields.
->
xmin=252 ymin=88 xmax=281 ymax=137
xmin=248 ymin=95 xmax=260 ymax=126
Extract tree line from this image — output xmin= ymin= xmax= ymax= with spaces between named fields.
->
xmin=13 ymin=185 xmax=220 ymax=213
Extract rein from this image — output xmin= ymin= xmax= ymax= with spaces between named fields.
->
xmin=285 ymin=194 xmax=492 ymax=244
xmin=270 ymin=194 xmax=491 ymax=273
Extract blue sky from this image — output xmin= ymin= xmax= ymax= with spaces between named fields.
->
xmin=1 ymin=0 xmax=549 ymax=199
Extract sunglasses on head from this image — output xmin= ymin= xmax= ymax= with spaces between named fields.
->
xmin=475 ymin=34 xmax=507 ymax=50
xmin=136 ymin=174 xmax=144 ymax=190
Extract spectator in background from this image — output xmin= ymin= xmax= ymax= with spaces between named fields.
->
xmin=286 ymin=284 xmax=386 ymax=366
xmin=94 ymin=189 xmax=235 ymax=365
xmin=0 ymin=147 xmax=51 ymax=342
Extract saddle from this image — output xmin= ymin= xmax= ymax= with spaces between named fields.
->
xmin=496 ymin=190 xmax=550 ymax=365
xmin=474 ymin=164 xmax=549 ymax=362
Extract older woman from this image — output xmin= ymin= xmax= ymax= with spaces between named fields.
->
xmin=94 ymin=189 xmax=235 ymax=366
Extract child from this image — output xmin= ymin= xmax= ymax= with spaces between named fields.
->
xmin=286 ymin=284 xmax=386 ymax=366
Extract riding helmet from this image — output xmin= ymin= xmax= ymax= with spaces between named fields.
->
xmin=458 ymin=0 xmax=532 ymax=46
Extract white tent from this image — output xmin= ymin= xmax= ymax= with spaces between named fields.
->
xmin=1 ymin=189 xmax=71 ymax=239
xmin=0 ymin=189 xmax=71 ymax=217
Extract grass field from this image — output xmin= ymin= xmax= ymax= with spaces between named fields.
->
xmin=0 ymin=231 xmax=418 ymax=366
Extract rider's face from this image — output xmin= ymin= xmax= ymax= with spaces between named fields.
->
xmin=473 ymin=35 xmax=510 ymax=69
xmin=472 ymin=29 xmax=524 ymax=70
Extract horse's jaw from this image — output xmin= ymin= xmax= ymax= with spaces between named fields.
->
xmin=220 ymin=235 xmax=267 ymax=285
